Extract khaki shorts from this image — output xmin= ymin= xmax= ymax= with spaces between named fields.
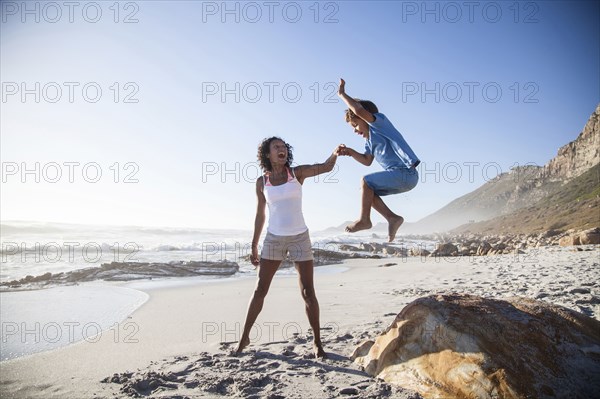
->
xmin=261 ymin=229 xmax=314 ymax=262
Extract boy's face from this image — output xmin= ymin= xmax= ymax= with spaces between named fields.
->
xmin=347 ymin=116 xmax=369 ymax=138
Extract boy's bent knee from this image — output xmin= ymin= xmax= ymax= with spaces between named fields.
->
xmin=361 ymin=176 xmax=374 ymax=190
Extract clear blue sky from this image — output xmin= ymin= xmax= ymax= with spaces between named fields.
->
xmin=1 ymin=1 xmax=599 ymax=230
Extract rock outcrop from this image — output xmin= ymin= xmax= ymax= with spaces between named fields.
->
xmin=542 ymin=104 xmax=600 ymax=181
xmin=0 ymin=260 xmax=240 ymax=290
xmin=352 ymin=294 xmax=600 ymax=399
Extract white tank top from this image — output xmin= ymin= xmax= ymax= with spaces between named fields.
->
xmin=263 ymin=167 xmax=308 ymax=236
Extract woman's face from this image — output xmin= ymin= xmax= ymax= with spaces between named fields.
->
xmin=267 ymin=139 xmax=288 ymax=167
xmin=348 ymin=116 xmax=369 ymax=138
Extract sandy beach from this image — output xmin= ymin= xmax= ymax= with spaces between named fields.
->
xmin=1 ymin=245 xmax=598 ymax=398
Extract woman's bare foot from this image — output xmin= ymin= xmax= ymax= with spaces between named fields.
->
xmin=234 ymin=336 xmax=250 ymax=354
xmin=388 ymin=216 xmax=404 ymax=242
xmin=345 ymin=219 xmax=372 ymax=233
xmin=314 ymin=343 xmax=327 ymax=359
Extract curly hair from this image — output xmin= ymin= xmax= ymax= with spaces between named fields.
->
xmin=344 ymin=99 xmax=379 ymax=122
xmin=257 ymin=136 xmax=294 ymax=172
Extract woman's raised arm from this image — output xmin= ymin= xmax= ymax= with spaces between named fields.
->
xmin=294 ymin=148 xmax=338 ymax=184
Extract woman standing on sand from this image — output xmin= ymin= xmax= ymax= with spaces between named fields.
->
xmin=235 ymin=136 xmax=339 ymax=358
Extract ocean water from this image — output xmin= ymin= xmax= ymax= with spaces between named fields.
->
xmin=0 ymin=283 xmax=149 ymax=361
xmin=0 ymin=221 xmax=435 ymax=284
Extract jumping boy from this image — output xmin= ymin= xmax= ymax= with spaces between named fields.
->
xmin=336 ymin=78 xmax=420 ymax=242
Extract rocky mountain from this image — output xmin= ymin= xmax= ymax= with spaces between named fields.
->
xmin=542 ymin=104 xmax=600 ymax=181
xmin=402 ymin=165 xmax=548 ymax=234
xmin=404 ymin=104 xmax=600 ymax=234
xmin=452 ymin=162 xmax=599 ymax=234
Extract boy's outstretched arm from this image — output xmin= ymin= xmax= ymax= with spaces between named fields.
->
xmin=294 ymin=148 xmax=339 ymax=183
xmin=337 ymin=78 xmax=375 ymax=123
xmin=338 ymin=144 xmax=374 ymax=166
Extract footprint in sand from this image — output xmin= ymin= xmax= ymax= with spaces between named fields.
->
xmin=335 ymin=333 xmax=354 ymax=342
xmin=259 ymin=340 xmax=284 ymax=347
xmin=291 ymin=335 xmax=308 ymax=344
xmin=281 ymin=348 xmax=299 ymax=358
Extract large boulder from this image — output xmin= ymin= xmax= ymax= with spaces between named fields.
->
xmin=383 ymin=245 xmax=408 ymax=256
xmin=360 ymin=243 xmax=375 ymax=252
xmin=559 ymin=234 xmax=581 ymax=246
xmin=430 ymin=243 xmax=458 ymax=257
xmin=579 ymin=227 xmax=600 ymax=245
xmin=558 ymin=227 xmax=600 ymax=247
xmin=410 ymin=247 xmax=431 ymax=257
xmin=352 ymin=294 xmax=600 ymax=399
xmin=476 ymin=241 xmax=492 ymax=256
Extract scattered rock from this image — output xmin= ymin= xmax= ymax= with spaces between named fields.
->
xmin=579 ymin=227 xmax=600 ymax=245
xmin=339 ymin=386 xmax=359 ymax=395
xmin=383 ymin=246 xmax=407 ymax=256
xmin=409 ymin=247 xmax=431 ymax=257
xmin=338 ymin=244 xmax=362 ymax=252
xmin=360 ymin=243 xmax=375 ymax=252
xmin=430 ymin=243 xmax=458 ymax=257
xmin=404 ymin=227 xmax=598 ymax=258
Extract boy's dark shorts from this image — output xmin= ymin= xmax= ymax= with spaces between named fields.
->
xmin=363 ymin=168 xmax=419 ymax=196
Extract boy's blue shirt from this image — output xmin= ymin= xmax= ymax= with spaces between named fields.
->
xmin=364 ymin=112 xmax=420 ymax=170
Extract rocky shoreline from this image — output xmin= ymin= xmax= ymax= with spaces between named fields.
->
xmin=0 ymin=260 xmax=240 ymax=291
xmin=337 ymin=227 xmax=600 ymax=258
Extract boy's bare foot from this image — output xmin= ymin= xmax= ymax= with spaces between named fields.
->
xmin=235 ymin=336 xmax=250 ymax=354
xmin=388 ymin=216 xmax=404 ymax=242
xmin=345 ymin=219 xmax=372 ymax=233
xmin=314 ymin=343 xmax=327 ymax=359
